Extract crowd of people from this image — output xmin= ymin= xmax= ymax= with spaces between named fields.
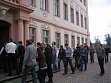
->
xmin=0 ymin=39 xmax=110 ymax=83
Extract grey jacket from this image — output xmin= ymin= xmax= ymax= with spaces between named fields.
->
xmin=23 ymin=44 xmax=38 ymax=66
xmin=66 ymin=47 xmax=73 ymax=57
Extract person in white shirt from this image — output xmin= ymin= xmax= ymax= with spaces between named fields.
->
xmin=5 ymin=38 xmax=18 ymax=76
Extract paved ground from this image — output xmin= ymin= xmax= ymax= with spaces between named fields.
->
xmin=1 ymin=53 xmax=111 ymax=83
xmin=49 ymin=53 xmax=111 ymax=83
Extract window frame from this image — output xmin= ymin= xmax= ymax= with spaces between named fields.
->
xmin=54 ymin=0 xmax=60 ymax=17
xmin=55 ymin=32 xmax=61 ymax=48
xmin=63 ymin=3 xmax=68 ymax=20
xmin=29 ymin=27 xmax=36 ymax=45
xmin=81 ymin=14 xmax=83 ymax=28
xmin=40 ymin=0 xmax=49 ymax=12
xmin=42 ymin=30 xmax=49 ymax=44
xmin=76 ymin=11 xmax=79 ymax=26
xmin=64 ymin=34 xmax=69 ymax=44
xmin=70 ymin=7 xmax=74 ymax=23
xmin=71 ymin=35 xmax=75 ymax=48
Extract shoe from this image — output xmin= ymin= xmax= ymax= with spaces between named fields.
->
xmin=46 ymin=81 xmax=53 ymax=83
xmin=100 ymin=73 xmax=104 ymax=76
xmin=63 ymin=73 xmax=67 ymax=75
xmin=71 ymin=72 xmax=75 ymax=74
xmin=8 ymin=74 xmax=12 ymax=76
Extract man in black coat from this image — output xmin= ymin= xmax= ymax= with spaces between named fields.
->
xmin=58 ymin=45 xmax=66 ymax=74
xmin=17 ymin=41 xmax=25 ymax=73
xmin=44 ymin=44 xmax=53 ymax=83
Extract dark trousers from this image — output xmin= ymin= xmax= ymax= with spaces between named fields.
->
xmin=75 ymin=57 xmax=79 ymax=69
xmin=2 ymin=55 xmax=8 ymax=73
xmin=38 ymin=69 xmax=46 ymax=83
xmin=65 ymin=57 xmax=75 ymax=74
xmin=19 ymin=57 xmax=24 ymax=73
xmin=105 ymin=54 xmax=109 ymax=63
xmin=7 ymin=53 xmax=19 ymax=75
xmin=45 ymin=65 xmax=53 ymax=82
xmin=58 ymin=58 xmax=67 ymax=73
xmin=90 ymin=52 xmax=94 ymax=63
xmin=98 ymin=57 xmax=105 ymax=74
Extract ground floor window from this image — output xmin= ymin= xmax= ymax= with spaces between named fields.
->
xmin=64 ymin=34 xmax=69 ymax=45
xmin=82 ymin=37 xmax=84 ymax=44
xmin=29 ymin=27 xmax=36 ymax=44
xmin=42 ymin=30 xmax=49 ymax=44
xmin=55 ymin=33 xmax=61 ymax=48
xmin=77 ymin=37 xmax=80 ymax=45
xmin=71 ymin=36 xmax=75 ymax=48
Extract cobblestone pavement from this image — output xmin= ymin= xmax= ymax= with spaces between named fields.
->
xmin=51 ymin=54 xmax=111 ymax=83
xmin=2 ymin=53 xmax=111 ymax=83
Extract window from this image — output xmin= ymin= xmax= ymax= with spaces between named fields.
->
xmin=76 ymin=11 xmax=79 ymax=25
xmin=84 ymin=17 xmax=87 ymax=29
xmin=81 ymin=14 xmax=83 ymax=28
xmin=40 ymin=0 xmax=48 ymax=11
xmin=29 ymin=28 xmax=35 ymax=44
xmin=84 ymin=0 xmax=86 ymax=6
xmin=55 ymin=33 xmax=61 ymax=48
xmin=28 ymin=0 xmax=35 ymax=5
xmin=71 ymin=36 xmax=75 ymax=48
xmin=63 ymin=3 xmax=68 ymax=20
xmin=80 ymin=0 xmax=82 ymax=2
xmin=42 ymin=30 xmax=49 ymax=44
xmin=70 ymin=8 xmax=74 ymax=23
xmin=64 ymin=34 xmax=69 ymax=44
xmin=81 ymin=37 xmax=84 ymax=44
xmin=54 ymin=0 xmax=60 ymax=16
xmin=85 ymin=38 xmax=87 ymax=44
xmin=77 ymin=37 xmax=80 ymax=45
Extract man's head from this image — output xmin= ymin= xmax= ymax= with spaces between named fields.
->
xmin=37 ymin=42 xmax=41 ymax=48
xmin=52 ymin=41 xmax=56 ymax=45
xmin=60 ymin=45 xmax=63 ymax=49
xmin=18 ymin=41 xmax=22 ymax=45
xmin=65 ymin=44 xmax=68 ymax=48
xmin=26 ymin=39 xmax=32 ymax=46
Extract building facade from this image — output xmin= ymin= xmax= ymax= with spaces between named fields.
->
xmin=0 ymin=0 xmax=90 ymax=48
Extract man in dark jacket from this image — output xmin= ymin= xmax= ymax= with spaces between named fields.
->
xmin=37 ymin=42 xmax=47 ymax=83
xmin=17 ymin=41 xmax=25 ymax=73
xmin=58 ymin=45 xmax=66 ymax=74
xmin=96 ymin=44 xmax=105 ymax=76
xmin=44 ymin=43 xmax=53 ymax=83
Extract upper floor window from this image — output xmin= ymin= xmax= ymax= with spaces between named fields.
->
xmin=84 ymin=17 xmax=87 ymax=29
xmin=84 ymin=0 xmax=86 ymax=6
xmin=81 ymin=14 xmax=83 ymax=28
xmin=70 ymin=8 xmax=74 ymax=23
xmin=63 ymin=3 xmax=68 ymax=20
xmin=76 ymin=11 xmax=79 ymax=25
xmin=40 ymin=0 xmax=48 ymax=11
xmin=28 ymin=0 xmax=35 ymax=6
xmin=42 ymin=30 xmax=49 ymax=44
xmin=64 ymin=34 xmax=69 ymax=44
xmin=54 ymin=0 xmax=60 ymax=17
xmin=55 ymin=33 xmax=61 ymax=48
xmin=80 ymin=0 xmax=82 ymax=2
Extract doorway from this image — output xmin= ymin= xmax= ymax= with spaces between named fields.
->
xmin=0 ymin=20 xmax=10 ymax=47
